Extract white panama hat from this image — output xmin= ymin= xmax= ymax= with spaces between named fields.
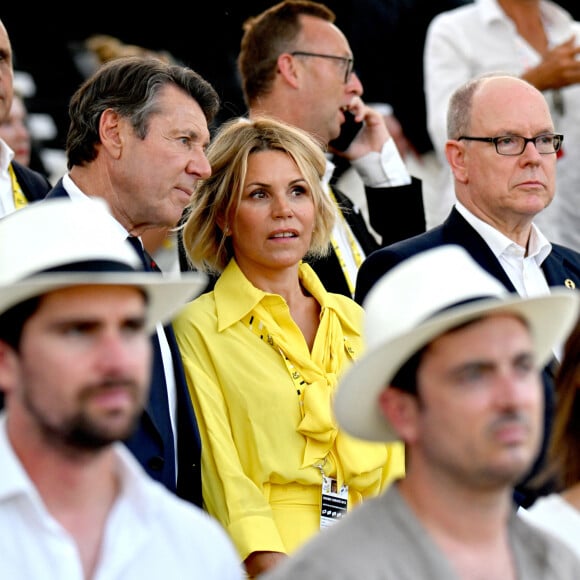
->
xmin=0 ymin=198 xmax=207 ymax=332
xmin=334 ymin=245 xmax=579 ymax=442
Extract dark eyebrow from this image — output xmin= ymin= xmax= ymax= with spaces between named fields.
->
xmin=184 ymin=128 xmax=211 ymax=148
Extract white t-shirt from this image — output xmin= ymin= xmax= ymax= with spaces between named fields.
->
xmin=519 ymin=494 xmax=580 ymax=560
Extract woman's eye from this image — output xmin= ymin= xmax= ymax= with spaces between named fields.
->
xmin=249 ymin=189 xmax=267 ymax=199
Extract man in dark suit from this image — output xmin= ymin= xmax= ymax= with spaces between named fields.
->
xmin=0 ymin=19 xmax=51 ymax=410
xmin=355 ymin=74 xmax=580 ymax=507
xmin=236 ymin=0 xmax=425 ymax=298
xmin=45 ymin=56 xmax=220 ymax=507
xmin=9 ymin=161 xmax=51 ymax=201
xmin=0 ymin=19 xmax=51 ymax=218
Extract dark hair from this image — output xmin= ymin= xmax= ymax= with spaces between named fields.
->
xmin=238 ymin=0 xmax=335 ymax=106
xmin=66 ymin=55 xmax=220 ymax=168
xmin=390 ymin=347 xmax=426 ymax=395
xmin=0 ymin=296 xmax=41 ymax=351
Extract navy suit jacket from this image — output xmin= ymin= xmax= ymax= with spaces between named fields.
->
xmin=355 ymin=207 xmax=580 ymax=303
xmin=46 ymin=180 xmax=203 ymax=506
xmin=12 ymin=160 xmax=52 ymax=202
xmin=355 ymin=207 xmax=580 ymax=507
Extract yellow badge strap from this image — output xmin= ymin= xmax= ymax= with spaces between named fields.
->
xmin=327 ymin=186 xmax=363 ymax=296
xmin=245 ymin=313 xmax=356 ymax=483
xmin=244 ymin=313 xmax=356 ymax=411
xmin=8 ymin=164 xmax=28 ymax=209
xmin=245 ymin=314 xmax=307 ymax=411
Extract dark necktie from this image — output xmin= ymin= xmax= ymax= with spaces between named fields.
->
xmin=126 ymin=235 xmax=159 ymax=272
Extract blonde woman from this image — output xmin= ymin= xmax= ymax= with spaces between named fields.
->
xmin=173 ymin=116 xmax=404 ymax=578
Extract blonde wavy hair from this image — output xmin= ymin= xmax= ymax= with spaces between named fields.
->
xmin=180 ymin=115 xmax=335 ymax=274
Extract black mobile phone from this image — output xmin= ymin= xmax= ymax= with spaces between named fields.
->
xmin=329 ymin=110 xmax=363 ymax=152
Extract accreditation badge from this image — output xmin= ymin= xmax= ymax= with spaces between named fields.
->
xmin=320 ymin=475 xmax=348 ymax=528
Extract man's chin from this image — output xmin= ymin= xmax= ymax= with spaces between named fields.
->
xmin=493 ymin=455 xmax=537 ymax=484
xmin=67 ymin=414 xmax=141 ymax=450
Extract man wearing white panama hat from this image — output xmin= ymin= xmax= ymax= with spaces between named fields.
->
xmin=263 ymin=245 xmax=580 ymax=579
xmin=0 ymin=199 xmax=242 ymax=580
xmin=355 ymin=73 xmax=580 ymax=509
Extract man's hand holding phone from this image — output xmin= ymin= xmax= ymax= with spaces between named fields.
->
xmin=329 ymin=97 xmax=392 ymax=160
xmin=329 ymin=110 xmax=363 ymax=152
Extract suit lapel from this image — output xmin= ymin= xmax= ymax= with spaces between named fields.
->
xmin=444 ymin=209 xmax=517 ymax=291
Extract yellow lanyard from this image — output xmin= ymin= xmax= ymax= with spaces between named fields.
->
xmin=244 ymin=313 xmax=356 ymax=410
xmin=327 ymin=186 xmax=363 ymax=296
xmin=245 ymin=314 xmax=307 ymax=406
xmin=8 ymin=164 xmax=28 ymax=209
xmin=246 ymin=312 xmax=356 ymax=486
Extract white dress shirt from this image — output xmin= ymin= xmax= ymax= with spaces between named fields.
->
xmin=0 ymin=139 xmax=16 ymax=218
xmin=0 ymin=415 xmax=243 ymax=580
xmin=456 ymin=201 xmax=562 ymax=359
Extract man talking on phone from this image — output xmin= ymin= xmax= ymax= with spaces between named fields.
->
xmin=237 ymin=0 xmax=425 ymax=298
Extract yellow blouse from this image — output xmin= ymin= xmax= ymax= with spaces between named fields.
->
xmin=173 ymin=260 xmax=404 ymax=561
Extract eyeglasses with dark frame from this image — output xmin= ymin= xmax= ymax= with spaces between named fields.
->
xmin=290 ymin=51 xmax=354 ymax=83
xmin=457 ymin=133 xmax=564 ymax=156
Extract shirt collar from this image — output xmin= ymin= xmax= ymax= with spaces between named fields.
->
xmin=323 ymin=156 xmax=335 ymax=189
xmin=479 ymin=0 xmax=510 ymax=26
xmin=62 ymin=174 xmax=130 ymax=241
xmin=455 ymin=201 xmax=552 ymax=263
xmin=0 ymin=412 xmax=158 ymax=522
xmin=213 ymin=258 xmax=347 ymax=332
xmin=0 ymin=139 xmax=14 ymax=172
xmin=214 ymin=259 xmax=267 ymax=331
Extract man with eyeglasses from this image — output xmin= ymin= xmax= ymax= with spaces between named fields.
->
xmin=289 ymin=50 xmax=355 ymax=84
xmin=457 ymin=134 xmax=564 ymax=156
xmin=355 ymin=73 xmax=580 ymax=509
xmin=236 ymin=0 xmax=426 ymax=299
xmin=424 ymin=0 xmax=580 ymax=253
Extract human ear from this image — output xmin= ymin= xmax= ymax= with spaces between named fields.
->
xmin=0 ymin=341 xmax=19 ymax=398
xmin=277 ymin=53 xmax=300 ymax=88
xmin=216 ymin=214 xmax=231 ymax=235
xmin=99 ymin=109 xmax=124 ymax=159
xmin=446 ymin=140 xmax=469 ymax=184
xmin=378 ymin=387 xmax=419 ymax=442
